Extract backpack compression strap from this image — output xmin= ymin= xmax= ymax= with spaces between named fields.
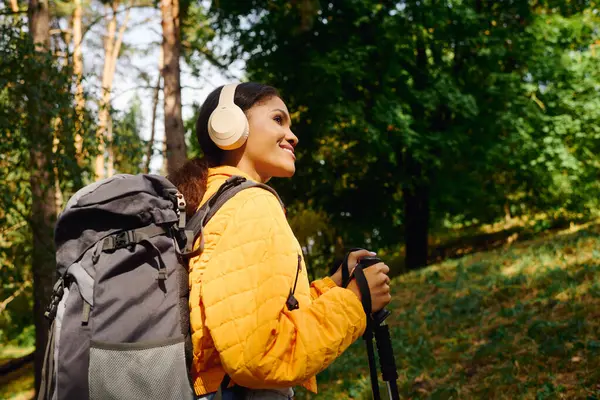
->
xmin=179 ymin=175 xmax=283 ymax=258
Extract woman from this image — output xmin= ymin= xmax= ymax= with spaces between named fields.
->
xmin=171 ymin=82 xmax=392 ymax=399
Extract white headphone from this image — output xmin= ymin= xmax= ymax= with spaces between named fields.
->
xmin=207 ymin=83 xmax=249 ymax=150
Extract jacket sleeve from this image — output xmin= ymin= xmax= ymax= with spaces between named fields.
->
xmin=310 ymin=277 xmax=338 ymax=301
xmin=200 ymin=191 xmax=367 ymax=389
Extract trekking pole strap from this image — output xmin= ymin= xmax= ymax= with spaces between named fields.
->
xmin=355 ymin=264 xmax=383 ymax=400
xmin=353 ymin=265 xmax=372 ymax=319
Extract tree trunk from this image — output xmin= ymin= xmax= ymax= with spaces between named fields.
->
xmin=504 ymin=202 xmax=512 ymax=223
xmin=161 ymin=0 xmax=187 ymax=176
xmin=96 ymin=1 xmax=130 ymax=180
xmin=28 ymin=0 xmax=57 ymax=395
xmin=145 ymin=48 xmax=163 ymax=173
xmin=403 ymin=154 xmax=430 ymax=270
xmin=95 ymin=3 xmax=116 ymax=181
xmin=73 ymin=0 xmax=84 ymax=163
xmin=53 ymin=126 xmax=63 ymax=214
xmin=10 ymin=0 xmax=19 ymax=12
xmin=403 ymin=11 xmax=430 ymax=271
xmin=107 ymin=113 xmax=114 ymax=176
xmin=160 ymin=137 xmax=168 ymax=176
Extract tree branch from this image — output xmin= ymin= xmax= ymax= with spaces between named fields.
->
xmin=81 ymin=4 xmax=154 ymax=42
xmin=112 ymin=84 xmax=163 ymax=100
xmin=0 ymin=280 xmax=32 ymax=313
xmin=0 ymin=9 xmax=27 ymax=15
xmin=0 ymin=220 xmax=27 ymax=235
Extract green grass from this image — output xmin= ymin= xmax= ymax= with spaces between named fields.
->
xmin=298 ymin=222 xmax=600 ymax=399
xmin=3 ymin=222 xmax=600 ymax=399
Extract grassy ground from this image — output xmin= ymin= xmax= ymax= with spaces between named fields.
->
xmin=298 ymin=221 xmax=600 ymax=399
xmin=3 ymin=222 xmax=600 ymax=399
xmin=0 ymin=346 xmax=35 ymax=400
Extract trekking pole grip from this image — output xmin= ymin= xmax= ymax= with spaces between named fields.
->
xmin=356 ymin=256 xmax=391 ymax=324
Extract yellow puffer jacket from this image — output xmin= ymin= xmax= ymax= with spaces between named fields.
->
xmin=188 ymin=166 xmax=367 ymax=395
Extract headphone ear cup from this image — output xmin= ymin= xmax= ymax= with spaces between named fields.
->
xmin=208 ymin=105 xmax=249 ymax=150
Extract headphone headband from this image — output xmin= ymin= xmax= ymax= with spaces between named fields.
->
xmin=218 ymin=83 xmax=238 ymax=106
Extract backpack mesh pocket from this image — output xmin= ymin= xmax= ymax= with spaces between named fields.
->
xmin=88 ymin=336 xmax=193 ymax=400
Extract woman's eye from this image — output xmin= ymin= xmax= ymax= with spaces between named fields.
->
xmin=274 ymin=115 xmax=283 ymax=125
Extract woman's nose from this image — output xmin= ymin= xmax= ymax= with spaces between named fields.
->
xmin=286 ymin=130 xmax=299 ymax=147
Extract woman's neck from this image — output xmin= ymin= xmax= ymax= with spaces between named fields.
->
xmin=222 ymin=155 xmax=270 ymax=183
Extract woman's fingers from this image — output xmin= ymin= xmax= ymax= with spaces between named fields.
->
xmin=348 ymin=249 xmax=376 ymax=266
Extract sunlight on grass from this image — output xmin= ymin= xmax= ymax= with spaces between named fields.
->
xmin=0 ymin=362 xmax=34 ymax=400
xmin=0 ymin=345 xmax=34 ymax=361
xmin=0 ymin=345 xmax=35 ymax=400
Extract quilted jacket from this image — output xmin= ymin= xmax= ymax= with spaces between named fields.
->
xmin=189 ymin=165 xmax=367 ymax=395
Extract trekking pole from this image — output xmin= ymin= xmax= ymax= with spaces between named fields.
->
xmin=374 ymin=322 xmax=400 ymax=400
xmin=353 ymin=256 xmax=400 ymax=400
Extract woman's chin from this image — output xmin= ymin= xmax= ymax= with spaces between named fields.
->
xmin=279 ymin=168 xmax=295 ymax=178
xmin=274 ymin=164 xmax=296 ymax=178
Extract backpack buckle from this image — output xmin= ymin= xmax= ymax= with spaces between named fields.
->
xmin=114 ymin=231 xmax=129 ymax=249
xmin=44 ymin=278 xmax=65 ymax=321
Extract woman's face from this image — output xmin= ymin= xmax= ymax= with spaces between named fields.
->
xmin=239 ymin=96 xmax=298 ymax=182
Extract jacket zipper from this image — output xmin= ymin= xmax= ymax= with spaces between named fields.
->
xmin=286 ymin=254 xmax=302 ymax=311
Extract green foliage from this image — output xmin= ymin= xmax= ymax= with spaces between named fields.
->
xmin=210 ymin=0 xmax=600 ymax=268
xmin=181 ymin=1 xmax=218 ymax=77
xmin=0 ymin=18 xmax=89 ymax=345
xmin=111 ymin=94 xmax=147 ymax=175
xmin=185 ymin=102 xmax=202 ymax=159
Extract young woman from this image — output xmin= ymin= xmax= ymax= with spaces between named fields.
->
xmin=170 ymin=82 xmax=392 ymax=400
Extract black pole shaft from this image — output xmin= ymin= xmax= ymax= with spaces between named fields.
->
xmin=374 ymin=323 xmax=400 ymax=400
xmin=364 ymin=329 xmax=381 ymax=400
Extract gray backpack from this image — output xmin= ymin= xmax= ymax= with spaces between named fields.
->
xmin=38 ymin=174 xmax=280 ymax=400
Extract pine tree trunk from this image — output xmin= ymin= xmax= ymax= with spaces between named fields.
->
xmin=403 ymin=15 xmax=430 ymax=271
xmin=73 ymin=0 xmax=84 ymax=162
xmin=96 ymin=3 xmax=117 ymax=181
xmin=403 ymin=154 xmax=430 ymax=270
xmin=96 ymin=2 xmax=130 ymax=180
xmin=106 ymin=114 xmax=114 ymax=176
xmin=53 ymin=126 xmax=63 ymax=214
xmin=145 ymin=48 xmax=163 ymax=173
xmin=161 ymin=0 xmax=187 ymax=176
xmin=28 ymin=0 xmax=57 ymax=394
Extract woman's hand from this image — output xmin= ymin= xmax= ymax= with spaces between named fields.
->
xmin=347 ymin=262 xmax=391 ymax=313
xmin=330 ymin=249 xmax=377 ymax=287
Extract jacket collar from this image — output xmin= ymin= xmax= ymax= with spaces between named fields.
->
xmin=207 ymin=165 xmax=257 ymax=185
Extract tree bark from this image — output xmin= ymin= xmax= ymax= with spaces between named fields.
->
xmin=403 ymin=154 xmax=430 ymax=270
xmin=96 ymin=1 xmax=130 ymax=180
xmin=161 ymin=0 xmax=187 ymax=175
xmin=145 ymin=48 xmax=163 ymax=173
xmin=106 ymin=113 xmax=114 ymax=176
xmin=73 ymin=0 xmax=85 ymax=163
xmin=27 ymin=0 xmax=57 ymax=395
xmin=403 ymin=13 xmax=430 ymax=271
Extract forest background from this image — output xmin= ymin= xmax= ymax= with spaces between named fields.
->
xmin=1 ymin=0 xmax=600 ymax=398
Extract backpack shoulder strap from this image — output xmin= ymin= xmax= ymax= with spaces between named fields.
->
xmin=180 ymin=176 xmax=283 ymax=258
